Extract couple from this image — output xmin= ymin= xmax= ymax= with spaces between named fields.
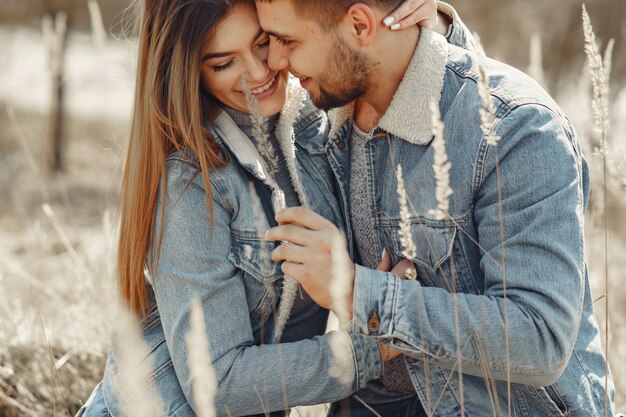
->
xmin=80 ymin=0 xmax=615 ymax=416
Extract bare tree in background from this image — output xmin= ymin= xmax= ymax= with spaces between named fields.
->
xmin=42 ymin=11 xmax=67 ymax=172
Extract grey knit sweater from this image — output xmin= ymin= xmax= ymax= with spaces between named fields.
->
xmin=220 ymin=105 xmax=328 ymax=342
xmin=349 ymin=122 xmax=415 ymax=403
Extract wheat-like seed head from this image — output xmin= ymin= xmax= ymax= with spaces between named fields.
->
xmin=470 ymin=33 xmax=501 ymax=148
xmin=186 ymin=299 xmax=218 ymax=417
xmin=395 ymin=165 xmax=417 ymax=279
xmin=113 ymin=307 xmax=164 ymax=417
xmin=582 ymin=4 xmax=611 ymax=157
xmin=328 ymin=331 xmax=353 ymax=386
xmin=330 ymin=233 xmax=352 ymax=325
xmin=241 ymin=76 xmax=280 ymax=177
xmin=428 ymin=101 xmax=453 ymax=221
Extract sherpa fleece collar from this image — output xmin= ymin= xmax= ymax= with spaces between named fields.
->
xmin=329 ymin=29 xmax=449 ymax=145
xmin=213 ymin=79 xmax=305 ymax=186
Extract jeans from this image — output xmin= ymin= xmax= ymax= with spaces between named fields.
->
xmin=330 ymin=395 xmax=426 ymax=417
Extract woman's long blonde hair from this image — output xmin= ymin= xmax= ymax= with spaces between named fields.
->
xmin=119 ymin=0 xmax=248 ymax=316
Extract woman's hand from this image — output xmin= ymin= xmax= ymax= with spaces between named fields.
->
xmin=383 ymin=0 xmax=437 ymax=31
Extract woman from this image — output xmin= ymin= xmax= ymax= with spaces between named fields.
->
xmin=78 ymin=0 xmax=471 ymax=416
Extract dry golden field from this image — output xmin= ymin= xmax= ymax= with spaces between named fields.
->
xmin=0 ymin=0 xmax=624 ymax=415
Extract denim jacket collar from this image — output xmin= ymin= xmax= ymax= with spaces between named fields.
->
xmin=212 ymin=79 xmax=312 ymax=211
xmin=328 ymin=29 xmax=449 ymax=146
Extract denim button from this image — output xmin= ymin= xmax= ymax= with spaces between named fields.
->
xmin=368 ymin=310 xmax=380 ymax=333
xmin=337 ymin=140 xmax=346 ymax=150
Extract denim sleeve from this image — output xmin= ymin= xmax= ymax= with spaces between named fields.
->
xmin=352 ymin=105 xmax=585 ymax=387
xmin=437 ymin=1 xmax=483 ymax=53
xmin=152 ymin=161 xmax=381 ymax=416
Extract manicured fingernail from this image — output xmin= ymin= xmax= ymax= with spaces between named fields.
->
xmin=381 ymin=248 xmax=387 ymax=260
xmin=383 ymin=16 xmax=395 ymax=27
xmin=390 ymin=23 xmax=401 ymax=31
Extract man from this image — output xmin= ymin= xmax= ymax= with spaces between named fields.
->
xmin=260 ymin=0 xmax=615 ymax=416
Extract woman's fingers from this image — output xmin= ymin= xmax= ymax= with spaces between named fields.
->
xmin=274 ymin=207 xmax=335 ymax=232
xmin=272 ymin=241 xmax=324 ymax=265
xmin=384 ymin=0 xmax=438 ymax=30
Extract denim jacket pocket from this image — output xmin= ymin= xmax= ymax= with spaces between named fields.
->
xmin=228 ymin=230 xmax=281 ymax=320
xmin=388 ymin=222 xmax=457 ymax=289
xmin=536 ymin=385 xmax=569 ymax=416
xmin=515 ymin=384 xmax=568 ymax=417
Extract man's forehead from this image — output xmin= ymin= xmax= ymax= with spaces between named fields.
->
xmin=256 ymin=0 xmax=312 ymax=34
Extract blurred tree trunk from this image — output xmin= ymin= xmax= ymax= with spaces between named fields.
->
xmin=43 ymin=11 xmax=67 ymax=172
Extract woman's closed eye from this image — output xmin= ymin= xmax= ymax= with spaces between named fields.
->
xmin=211 ymin=60 xmax=235 ymax=72
xmin=256 ymin=37 xmax=270 ymax=49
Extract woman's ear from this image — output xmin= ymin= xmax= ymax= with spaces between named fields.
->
xmin=344 ymin=3 xmax=378 ymax=47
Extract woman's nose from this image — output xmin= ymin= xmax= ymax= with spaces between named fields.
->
xmin=247 ymin=50 xmax=270 ymax=84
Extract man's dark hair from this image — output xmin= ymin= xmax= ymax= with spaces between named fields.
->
xmin=256 ymin=0 xmax=403 ymax=28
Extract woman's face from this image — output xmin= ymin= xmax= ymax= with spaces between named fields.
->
xmin=200 ymin=3 xmax=288 ymax=116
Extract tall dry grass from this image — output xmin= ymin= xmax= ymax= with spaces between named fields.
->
xmin=0 ymin=3 xmax=624 ymax=417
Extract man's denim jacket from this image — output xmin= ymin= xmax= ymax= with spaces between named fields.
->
xmin=321 ymin=26 xmax=615 ymax=417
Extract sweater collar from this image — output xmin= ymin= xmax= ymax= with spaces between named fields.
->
xmin=329 ymin=29 xmax=449 ymax=145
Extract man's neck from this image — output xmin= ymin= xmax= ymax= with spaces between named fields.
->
xmin=354 ymin=27 xmax=420 ymax=132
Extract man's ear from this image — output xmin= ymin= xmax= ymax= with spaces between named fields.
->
xmin=344 ymin=3 xmax=377 ymax=47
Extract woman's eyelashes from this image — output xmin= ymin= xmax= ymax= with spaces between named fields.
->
xmin=211 ymin=60 xmax=234 ymax=72
xmin=210 ymin=39 xmax=269 ymax=72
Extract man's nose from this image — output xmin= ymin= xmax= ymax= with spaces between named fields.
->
xmin=268 ymin=39 xmax=289 ymax=72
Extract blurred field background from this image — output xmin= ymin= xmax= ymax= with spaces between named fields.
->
xmin=0 ymin=0 xmax=624 ymax=415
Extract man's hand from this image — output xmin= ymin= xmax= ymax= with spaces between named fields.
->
xmin=384 ymin=0 xmax=437 ymax=31
xmin=266 ymin=207 xmax=355 ymax=316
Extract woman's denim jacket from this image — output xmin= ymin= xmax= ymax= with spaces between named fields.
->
xmin=320 ymin=26 xmax=615 ymax=417
xmin=92 ymin=87 xmax=385 ymax=417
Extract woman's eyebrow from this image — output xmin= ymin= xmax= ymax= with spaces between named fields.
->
xmin=201 ymin=28 xmax=265 ymax=62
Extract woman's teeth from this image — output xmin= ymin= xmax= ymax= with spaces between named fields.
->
xmin=251 ymin=76 xmax=276 ymax=94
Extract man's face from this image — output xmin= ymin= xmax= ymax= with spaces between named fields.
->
xmin=256 ymin=0 xmax=373 ymax=110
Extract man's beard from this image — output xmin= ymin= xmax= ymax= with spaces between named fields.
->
xmin=312 ymin=38 xmax=373 ymax=111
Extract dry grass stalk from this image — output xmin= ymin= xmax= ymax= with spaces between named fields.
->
xmin=186 ymin=299 xmax=218 ymax=417
xmin=327 ymin=331 xmax=353 ymax=387
xmin=527 ymin=33 xmax=547 ymax=89
xmin=582 ymin=4 xmax=611 ymax=157
xmin=36 ymin=305 xmax=71 ymax=417
xmin=329 ymin=233 xmax=352 ymax=325
xmin=86 ymin=0 xmax=106 ymax=49
xmin=248 ymin=183 xmax=276 ymax=298
xmin=240 ymin=76 xmax=297 ymax=343
xmin=241 ymin=76 xmax=280 ymax=177
xmin=471 ymin=32 xmax=511 ymax=415
xmin=471 ymin=40 xmax=502 ymax=147
xmin=582 ymin=5 xmax=613 ymax=415
xmin=41 ymin=203 xmax=94 ymax=283
xmin=273 ymin=271 xmax=299 ymax=343
xmin=428 ymin=100 xmax=452 ymax=220
xmin=113 ymin=307 xmax=164 ymax=417
xmin=395 ymin=165 xmax=417 ymax=279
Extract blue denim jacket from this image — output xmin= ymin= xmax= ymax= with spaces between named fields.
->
xmin=321 ymin=29 xmax=615 ymax=417
xmin=83 ymin=84 xmax=384 ymax=417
